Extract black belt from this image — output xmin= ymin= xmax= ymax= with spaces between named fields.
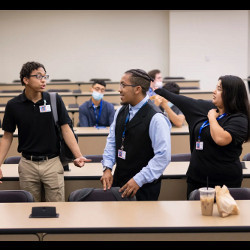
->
xmin=22 ymin=153 xmax=58 ymax=162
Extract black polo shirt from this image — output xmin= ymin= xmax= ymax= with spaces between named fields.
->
xmin=2 ymin=91 xmax=71 ymax=156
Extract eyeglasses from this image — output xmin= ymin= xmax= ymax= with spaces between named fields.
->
xmin=30 ymin=75 xmax=49 ymax=80
xmin=120 ymin=82 xmax=137 ymax=88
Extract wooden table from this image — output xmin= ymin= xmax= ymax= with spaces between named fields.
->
xmin=0 ymin=125 xmax=193 ymax=158
xmin=0 ymin=200 xmax=249 ymax=241
xmin=1 ymin=161 xmax=250 ymax=202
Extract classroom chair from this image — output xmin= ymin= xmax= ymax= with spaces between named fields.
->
xmin=68 ymin=187 xmax=136 ymax=201
xmin=171 ymin=153 xmax=191 ymax=162
xmin=4 ymin=156 xmax=21 ymax=164
xmin=242 ymin=153 xmax=250 ymax=161
xmin=47 ymin=89 xmax=71 ymax=92
xmin=0 ymin=190 xmax=34 ymax=203
xmin=50 ymin=79 xmax=71 ymax=82
xmin=163 ymin=77 xmax=185 ymax=80
xmin=188 ymin=187 xmax=250 ymax=201
xmin=83 ymin=154 xmax=103 ymax=162
xmin=0 ymin=90 xmax=22 ymax=93
xmin=89 ymin=78 xmax=111 ymax=82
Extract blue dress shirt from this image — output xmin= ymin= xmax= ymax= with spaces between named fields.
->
xmin=79 ymin=99 xmax=115 ymax=127
xmin=102 ymin=95 xmax=172 ymax=187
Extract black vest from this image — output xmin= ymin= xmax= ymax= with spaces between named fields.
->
xmin=113 ymin=100 xmax=161 ymax=187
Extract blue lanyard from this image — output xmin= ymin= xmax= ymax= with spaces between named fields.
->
xmin=92 ymin=100 xmax=102 ymax=127
xmin=198 ymin=113 xmax=227 ymax=141
xmin=121 ymin=101 xmax=148 ymax=146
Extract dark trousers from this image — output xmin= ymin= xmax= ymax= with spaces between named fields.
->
xmin=113 ymin=177 xmax=162 ymax=201
xmin=135 ymin=179 xmax=162 ymax=201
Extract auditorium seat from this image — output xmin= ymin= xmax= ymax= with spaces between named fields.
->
xmin=188 ymin=187 xmax=250 ymax=201
xmin=90 ymin=78 xmax=111 ymax=82
xmin=68 ymin=187 xmax=136 ymax=201
xmin=0 ymin=190 xmax=34 ymax=203
xmin=47 ymin=89 xmax=71 ymax=92
xmin=4 ymin=156 xmax=21 ymax=164
xmin=171 ymin=153 xmax=191 ymax=162
xmin=83 ymin=154 xmax=103 ymax=162
xmin=242 ymin=153 xmax=250 ymax=161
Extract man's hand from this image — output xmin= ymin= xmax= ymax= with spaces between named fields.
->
xmin=73 ymin=156 xmax=92 ymax=168
xmin=119 ymin=178 xmax=139 ymax=198
xmin=100 ymin=169 xmax=113 ymax=190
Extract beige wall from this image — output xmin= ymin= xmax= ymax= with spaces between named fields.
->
xmin=169 ymin=10 xmax=249 ymax=90
xmin=0 ymin=10 xmax=250 ymax=91
xmin=0 ymin=10 xmax=169 ymax=83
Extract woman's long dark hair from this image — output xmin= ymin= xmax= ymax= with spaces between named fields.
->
xmin=219 ymin=75 xmax=250 ymax=141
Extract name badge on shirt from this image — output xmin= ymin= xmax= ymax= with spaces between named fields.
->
xmin=39 ymin=105 xmax=51 ymax=113
xmin=118 ymin=149 xmax=126 ymax=160
xmin=196 ymin=141 xmax=203 ymax=150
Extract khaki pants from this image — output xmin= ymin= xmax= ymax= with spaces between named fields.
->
xmin=18 ymin=156 xmax=65 ymax=202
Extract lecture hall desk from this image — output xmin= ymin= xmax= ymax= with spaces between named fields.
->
xmin=0 ymin=79 xmax=200 ymax=92
xmin=0 ymin=200 xmax=250 ymax=241
xmin=1 ymin=161 xmax=250 ymax=202
xmin=0 ymin=125 xmax=191 ymax=158
xmin=0 ymin=89 xmax=213 ymax=107
xmin=1 ymin=125 xmax=250 ymax=162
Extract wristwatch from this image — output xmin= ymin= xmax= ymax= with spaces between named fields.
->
xmin=103 ymin=166 xmax=112 ymax=172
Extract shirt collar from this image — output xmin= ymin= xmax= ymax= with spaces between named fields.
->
xmin=20 ymin=89 xmax=45 ymax=104
xmin=129 ymin=95 xmax=149 ymax=112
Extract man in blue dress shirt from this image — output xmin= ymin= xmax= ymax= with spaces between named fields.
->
xmin=79 ymin=80 xmax=115 ymax=127
xmin=101 ymin=69 xmax=171 ymax=201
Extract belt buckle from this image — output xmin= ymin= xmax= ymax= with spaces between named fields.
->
xmin=32 ymin=156 xmax=46 ymax=161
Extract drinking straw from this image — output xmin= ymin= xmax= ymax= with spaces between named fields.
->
xmin=207 ymin=176 xmax=208 ymax=190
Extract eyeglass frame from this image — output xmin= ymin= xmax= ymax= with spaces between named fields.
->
xmin=119 ymin=82 xmax=138 ymax=88
xmin=29 ymin=74 xmax=49 ymax=80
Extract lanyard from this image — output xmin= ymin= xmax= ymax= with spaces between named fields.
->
xmin=120 ymin=101 xmax=148 ymax=150
xmin=198 ymin=113 xmax=227 ymax=141
xmin=92 ymin=100 xmax=102 ymax=127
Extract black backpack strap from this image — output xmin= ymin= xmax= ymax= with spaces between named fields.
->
xmin=49 ymin=92 xmax=58 ymax=124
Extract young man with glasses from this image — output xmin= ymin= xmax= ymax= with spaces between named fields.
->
xmin=79 ymin=80 xmax=115 ymax=127
xmin=0 ymin=61 xmax=90 ymax=202
xmin=101 ymin=69 xmax=171 ymax=201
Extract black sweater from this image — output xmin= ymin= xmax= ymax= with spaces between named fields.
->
xmin=155 ymin=88 xmax=247 ymax=186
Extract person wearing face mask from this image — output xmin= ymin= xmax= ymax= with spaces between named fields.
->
xmin=147 ymin=69 xmax=163 ymax=97
xmin=79 ymin=80 xmax=115 ymax=127
xmin=152 ymin=82 xmax=186 ymax=127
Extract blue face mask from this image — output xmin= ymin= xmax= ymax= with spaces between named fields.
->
xmin=92 ymin=91 xmax=104 ymax=101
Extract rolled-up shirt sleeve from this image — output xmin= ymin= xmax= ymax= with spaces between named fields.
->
xmin=133 ymin=113 xmax=172 ymax=187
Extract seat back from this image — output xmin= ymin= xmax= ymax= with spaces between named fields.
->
xmin=68 ymin=187 xmax=136 ymax=201
xmin=47 ymin=89 xmax=71 ymax=92
xmin=89 ymin=78 xmax=111 ymax=82
xmin=242 ymin=153 xmax=250 ymax=161
xmin=171 ymin=153 xmax=191 ymax=162
xmin=84 ymin=155 xmax=103 ymax=163
xmin=0 ymin=190 xmax=34 ymax=202
xmin=189 ymin=187 xmax=250 ymax=200
xmin=4 ymin=156 xmax=21 ymax=164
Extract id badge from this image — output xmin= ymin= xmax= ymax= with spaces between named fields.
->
xmin=118 ymin=149 xmax=126 ymax=159
xmin=196 ymin=141 xmax=203 ymax=150
xmin=39 ymin=105 xmax=51 ymax=113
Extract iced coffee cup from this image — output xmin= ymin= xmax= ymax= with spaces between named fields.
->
xmin=199 ymin=187 xmax=215 ymax=216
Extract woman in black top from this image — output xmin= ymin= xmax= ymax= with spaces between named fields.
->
xmin=155 ymin=75 xmax=250 ymax=199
